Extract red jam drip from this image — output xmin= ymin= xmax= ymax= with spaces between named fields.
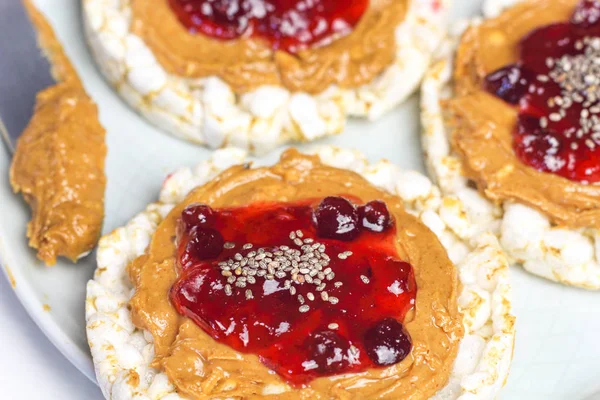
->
xmin=170 ymin=198 xmax=416 ymax=386
xmin=168 ymin=0 xmax=369 ymax=53
xmin=484 ymin=0 xmax=600 ymax=183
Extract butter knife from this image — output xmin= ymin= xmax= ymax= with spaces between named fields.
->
xmin=0 ymin=1 xmax=55 ymax=153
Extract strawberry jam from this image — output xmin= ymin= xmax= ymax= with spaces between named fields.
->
xmin=484 ymin=0 xmax=600 ymax=183
xmin=168 ymin=0 xmax=369 ymax=53
xmin=170 ymin=198 xmax=416 ymax=386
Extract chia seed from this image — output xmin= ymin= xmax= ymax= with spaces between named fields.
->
xmin=212 ymin=231 xmax=352 ymax=308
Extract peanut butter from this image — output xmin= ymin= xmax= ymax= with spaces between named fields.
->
xmin=9 ymin=1 xmax=106 ymax=265
xmin=128 ymin=150 xmax=463 ymax=399
xmin=447 ymin=0 xmax=600 ymax=228
xmin=130 ymin=0 xmax=407 ymax=94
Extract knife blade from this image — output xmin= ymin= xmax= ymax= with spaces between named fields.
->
xmin=0 ymin=1 xmax=56 ymax=153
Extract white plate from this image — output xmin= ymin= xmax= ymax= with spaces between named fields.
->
xmin=1 ymin=1 xmax=600 ymax=399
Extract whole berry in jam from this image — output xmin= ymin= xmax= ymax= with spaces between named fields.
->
xmin=364 ymin=318 xmax=411 ymax=366
xmin=314 ymin=196 xmax=359 ymax=241
xmin=305 ymin=330 xmax=351 ymax=373
xmin=182 ymin=226 xmax=224 ymax=265
xmin=181 ymin=203 xmax=215 ymax=230
xmin=359 ymin=200 xmax=393 ymax=233
xmin=484 ymin=65 xmax=533 ymax=105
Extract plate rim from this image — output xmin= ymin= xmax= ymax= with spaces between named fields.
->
xmin=0 ymin=233 xmax=97 ymax=384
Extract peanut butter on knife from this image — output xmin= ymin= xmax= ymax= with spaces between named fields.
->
xmin=9 ymin=1 xmax=106 ymax=265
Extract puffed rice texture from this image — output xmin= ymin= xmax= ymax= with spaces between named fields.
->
xmin=420 ymin=0 xmax=600 ymax=289
xmin=82 ymin=0 xmax=448 ymax=153
xmin=87 ymin=146 xmax=515 ymax=399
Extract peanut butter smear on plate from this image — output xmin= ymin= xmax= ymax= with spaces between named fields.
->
xmin=128 ymin=150 xmax=464 ymax=399
xmin=9 ymin=1 xmax=107 ymax=265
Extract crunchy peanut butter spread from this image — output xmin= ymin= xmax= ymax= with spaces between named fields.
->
xmin=9 ymin=1 xmax=106 ymax=265
xmin=447 ymin=0 xmax=600 ymax=228
xmin=130 ymin=0 xmax=407 ymax=94
xmin=128 ymin=150 xmax=463 ymax=399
